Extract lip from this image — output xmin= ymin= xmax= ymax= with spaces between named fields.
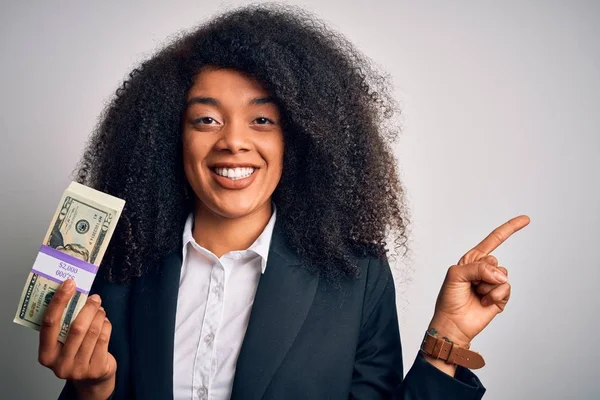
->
xmin=211 ymin=162 xmax=260 ymax=168
xmin=210 ymin=167 xmax=259 ymax=190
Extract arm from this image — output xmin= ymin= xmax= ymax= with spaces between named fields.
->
xmin=56 ymin=270 xmax=125 ymax=400
xmin=348 ymin=256 xmax=485 ymax=400
xmin=40 ymin=280 xmax=116 ymax=400
xmin=400 ymin=352 xmax=485 ymax=400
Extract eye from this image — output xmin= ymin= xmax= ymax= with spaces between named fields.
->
xmin=192 ymin=117 xmax=219 ymax=125
xmin=253 ymin=117 xmax=274 ymax=125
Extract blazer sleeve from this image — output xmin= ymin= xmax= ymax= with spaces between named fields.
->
xmin=349 ymin=256 xmax=486 ymax=400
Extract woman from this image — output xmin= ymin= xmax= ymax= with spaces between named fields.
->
xmin=38 ymin=4 xmax=529 ymax=399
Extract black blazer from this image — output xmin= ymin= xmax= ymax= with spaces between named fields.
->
xmin=58 ymin=218 xmax=486 ymax=399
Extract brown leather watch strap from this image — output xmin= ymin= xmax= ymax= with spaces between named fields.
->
xmin=420 ymin=331 xmax=485 ymax=369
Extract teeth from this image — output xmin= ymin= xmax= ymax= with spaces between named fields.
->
xmin=214 ymin=167 xmax=255 ymax=180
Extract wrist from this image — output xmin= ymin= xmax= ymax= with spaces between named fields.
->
xmin=73 ymin=374 xmax=115 ymax=400
xmin=420 ymin=319 xmax=487 ymax=371
xmin=420 ymin=325 xmax=461 ymax=377
xmin=428 ymin=314 xmax=471 ymax=348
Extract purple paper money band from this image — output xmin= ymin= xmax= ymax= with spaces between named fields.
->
xmin=38 ymin=245 xmax=99 ymax=274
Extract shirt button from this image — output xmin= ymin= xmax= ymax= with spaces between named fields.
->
xmin=213 ymin=284 xmax=221 ymax=294
xmin=197 ymin=386 xmax=207 ymax=398
xmin=204 ymin=333 xmax=214 ymax=343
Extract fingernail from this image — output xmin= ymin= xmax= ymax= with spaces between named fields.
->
xmin=89 ymin=294 xmax=101 ymax=303
xmin=494 ymin=271 xmax=508 ymax=283
xmin=62 ymin=279 xmax=75 ymax=290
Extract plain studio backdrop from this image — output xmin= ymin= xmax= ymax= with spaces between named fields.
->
xmin=1 ymin=1 xmax=598 ymax=399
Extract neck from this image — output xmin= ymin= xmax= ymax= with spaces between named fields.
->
xmin=192 ymin=201 xmax=273 ymax=258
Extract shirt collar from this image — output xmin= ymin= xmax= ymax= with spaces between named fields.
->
xmin=182 ymin=202 xmax=277 ymax=274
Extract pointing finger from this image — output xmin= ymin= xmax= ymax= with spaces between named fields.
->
xmin=463 ymin=215 xmax=530 ymax=262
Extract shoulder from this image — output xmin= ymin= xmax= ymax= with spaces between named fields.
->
xmin=336 ymin=253 xmax=395 ymax=301
xmin=353 ymin=253 xmax=396 ymax=329
xmin=362 ymin=253 xmax=394 ymax=294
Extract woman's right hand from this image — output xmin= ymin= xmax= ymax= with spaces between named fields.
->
xmin=38 ymin=279 xmax=117 ymax=400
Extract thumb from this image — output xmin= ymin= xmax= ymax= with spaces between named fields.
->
xmin=448 ymin=262 xmax=508 ymax=284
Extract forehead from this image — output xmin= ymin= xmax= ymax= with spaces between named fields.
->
xmin=187 ymin=67 xmax=270 ymax=99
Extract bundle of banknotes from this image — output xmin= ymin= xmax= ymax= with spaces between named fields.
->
xmin=13 ymin=182 xmax=125 ymax=342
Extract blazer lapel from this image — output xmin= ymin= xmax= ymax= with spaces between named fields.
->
xmin=130 ymin=250 xmax=182 ymax=400
xmin=231 ymin=219 xmax=320 ymax=400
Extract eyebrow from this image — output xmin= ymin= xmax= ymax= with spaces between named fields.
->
xmin=186 ymin=96 xmax=276 ymax=107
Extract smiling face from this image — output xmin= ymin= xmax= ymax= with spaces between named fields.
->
xmin=182 ymin=67 xmax=284 ymax=219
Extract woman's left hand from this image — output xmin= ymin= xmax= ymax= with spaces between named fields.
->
xmin=428 ymin=215 xmax=530 ymax=347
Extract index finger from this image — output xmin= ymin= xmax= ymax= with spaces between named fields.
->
xmin=39 ymin=279 xmax=76 ymax=359
xmin=469 ymin=215 xmax=530 ymax=256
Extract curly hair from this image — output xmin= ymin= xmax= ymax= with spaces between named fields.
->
xmin=75 ymin=2 xmax=410 ymax=283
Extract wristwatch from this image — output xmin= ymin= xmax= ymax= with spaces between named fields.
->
xmin=420 ymin=329 xmax=485 ymax=369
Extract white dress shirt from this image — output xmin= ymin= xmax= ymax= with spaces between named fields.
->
xmin=173 ymin=204 xmax=277 ymax=400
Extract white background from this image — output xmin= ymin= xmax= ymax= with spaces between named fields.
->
xmin=1 ymin=1 xmax=598 ymax=398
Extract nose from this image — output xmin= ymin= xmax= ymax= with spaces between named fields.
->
xmin=214 ymin=119 xmax=251 ymax=153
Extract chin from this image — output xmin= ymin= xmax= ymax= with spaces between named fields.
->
xmin=207 ymin=198 xmax=260 ymax=219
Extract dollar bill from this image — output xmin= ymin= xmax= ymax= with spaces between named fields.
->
xmin=13 ymin=182 xmax=125 ymax=342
